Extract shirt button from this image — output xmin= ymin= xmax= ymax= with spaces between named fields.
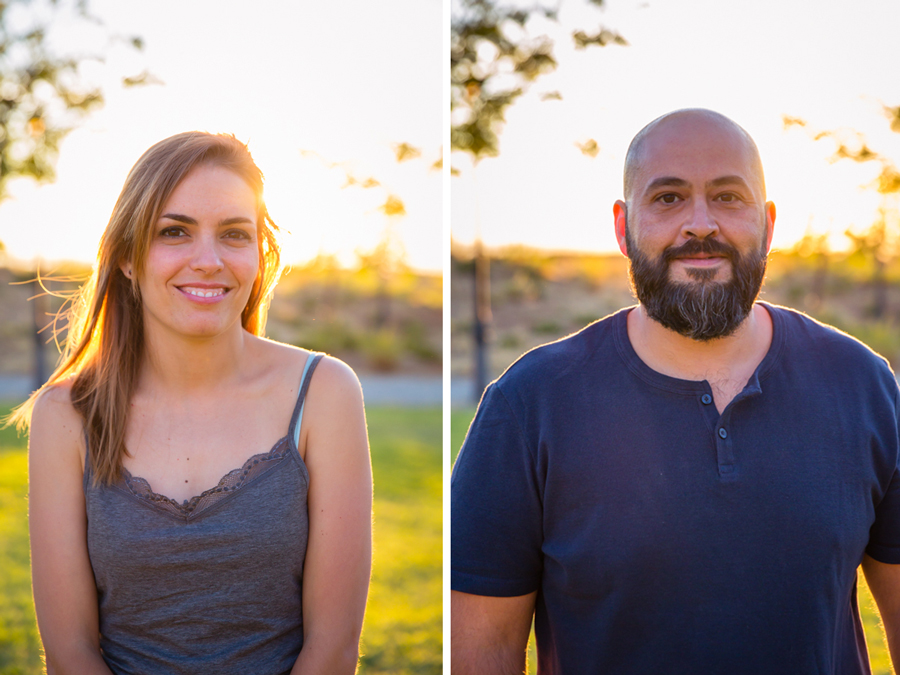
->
xmin=701 ymin=394 xmax=712 ymax=405
xmin=718 ymin=428 xmax=728 ymax=439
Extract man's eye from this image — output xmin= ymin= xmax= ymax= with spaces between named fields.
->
xmin=658 ymin=193 xmax=680 ymax=204
xmin=717 ymin=193 xmax=740 ymax=203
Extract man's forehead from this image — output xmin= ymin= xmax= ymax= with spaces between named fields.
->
xmin=624 ymin=109 xmax=766 ymax=200
xmin=641 ymin=115 xmax=754 ymax=166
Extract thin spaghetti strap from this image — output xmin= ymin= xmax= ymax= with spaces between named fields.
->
xmin=82 ymin=429 xmax=93 ymax=490
xmin=289 ymin=352 xmax=324 ymax=450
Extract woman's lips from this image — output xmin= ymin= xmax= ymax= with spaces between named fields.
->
xmin=176 ymin=285 xmax=230 ymax=302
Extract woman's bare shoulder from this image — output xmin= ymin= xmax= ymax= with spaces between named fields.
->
xmin=307 ymin=354 xmax=363 ymax=404
xmin=250 ymin=336 xmax=361 ymax=396
xmin=250 ymin=335 xmax=310 ymax=370
xmin=31 ymin=378 xmax=80 ymax=426
xmin=29 ymin=379 xmax=86 ymax=468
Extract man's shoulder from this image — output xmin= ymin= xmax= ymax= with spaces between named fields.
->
xmin=766 ymin=302 xmax=897 ymax=385
xmin=493 ymin=307 xmax=629 ymax=397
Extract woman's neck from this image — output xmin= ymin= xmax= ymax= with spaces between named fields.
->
xmin=139 ymin=322 xmax=254 ymax=395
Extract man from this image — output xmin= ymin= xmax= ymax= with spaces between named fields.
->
xmin=451 ymin=109 xmax=900 ymax=674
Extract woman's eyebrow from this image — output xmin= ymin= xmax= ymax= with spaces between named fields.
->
xmin=160 ymin=213 xmax=196 ymax=224
xmin=159 ymin=213 xmax=254 ymax=226
xmin=219 ymin=217 xmax=255 ymax=226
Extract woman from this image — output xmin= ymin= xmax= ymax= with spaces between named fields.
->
xmin=15 ymin=132 xmax=372 ymax=674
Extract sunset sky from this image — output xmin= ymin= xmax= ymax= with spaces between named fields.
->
xmin=450 ymin=0 xmax=900 ymax=257
xmin=3 ymin=0 xmax=899 ymax=272
xmin=0 ymin=0 xmax=442 ymax=271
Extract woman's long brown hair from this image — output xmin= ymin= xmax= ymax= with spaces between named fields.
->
xmin=9 ymin=132 xmax=282 ymax=485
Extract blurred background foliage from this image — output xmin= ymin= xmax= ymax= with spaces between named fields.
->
xmin=451 ymin=238 xmax=900 ymax=384
xmin=450 ymin=0 xmax=625 ymax=163
xmin=0 ymin=0 xmax=144 ymax=200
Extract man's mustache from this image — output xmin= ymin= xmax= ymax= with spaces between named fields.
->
xmin=662 ymin=238 xmax=737 ymax=263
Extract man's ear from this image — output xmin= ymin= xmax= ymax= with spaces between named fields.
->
xmin=613 ymin=200 xmax=629 ymax=257
xmin=764 ymin=201 xmax=776 ymax=253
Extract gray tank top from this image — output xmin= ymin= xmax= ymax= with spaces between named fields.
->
xmin=84 ymin=353 xmax=323 ymax=675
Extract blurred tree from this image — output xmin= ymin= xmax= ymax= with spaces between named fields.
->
xmin=789 ymin=228 xmax=831 ymax=311
xmin=1 ymin=0 xmax=143 ymax=390
xmin=785 ymin=107 xmax=900 ymax=318
xmin=0 ymin=0 xmax=144 ymax=201
xmin=451 ymin=0 xmax=626 ymax=162
xmin=305 ymin=144 xmax=435 ymax=330
xmin=452 ymin=0 xmax=625 ymax=399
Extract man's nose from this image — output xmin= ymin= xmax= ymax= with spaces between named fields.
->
xmin=682 ymin=199 xmax=719 ymax=239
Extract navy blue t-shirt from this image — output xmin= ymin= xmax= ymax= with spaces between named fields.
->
xmin=452 ymin=304 xmax=900 ymax=674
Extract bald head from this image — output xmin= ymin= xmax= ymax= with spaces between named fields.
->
xmin=623 ymin=109 xmax=766 ymax=205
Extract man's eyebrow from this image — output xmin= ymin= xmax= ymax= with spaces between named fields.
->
xmin=707 ymin=175 xmax=752 ymax=190
xmin=644 ymin=177 xmax=689 ymax=193
xmin=159 ymin=214 xmax=254 ymax=226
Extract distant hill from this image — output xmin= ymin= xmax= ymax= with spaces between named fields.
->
xmin=451 ymin=246 xmax=900 ymax=381
xmin=0 ymin=260 xmax=441 ymax=380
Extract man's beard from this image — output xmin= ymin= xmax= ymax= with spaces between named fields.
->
xmin=626 ymin=228 xmax=768 ymax=342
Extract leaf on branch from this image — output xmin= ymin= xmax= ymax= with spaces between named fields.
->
xmin=361 ymin=177 xmax=381 ymax=188
xmin=122 ymin=70 xmax=164 ymax=87
xmin=27 ymin=115 xmax=45 ymax=137
xmin=884 ymin=104 xmax=900 ymax=133
xmin=834 ymin=143 xmax=878 ymax=163
xmin=781 ymin=115 xmax=807 ymax=130
xmin=540 ymin=90 xmax=562 ymax=101
xmin=379 ymin=195 xmax=406 ymax=217
xmin=513 ymin=42 xmax=557 ymax=81
xmin=392 ymin=142 xmax=421 ymax=163
xmin=507 ymin=10 xmax=529 ymax=25
xmin=575 ymin=139 xmax=599 ymax=158
xmin=573 ymin=27 xmax=628 ymax=49
xmin=876 ymin=165 xmax=900 ymax=194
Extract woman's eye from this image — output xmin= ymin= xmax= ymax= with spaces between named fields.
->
xmin=159 ymin=226 xmax=186 ymax=237
xmin=224 ymin=229 xmax=252 ymax=241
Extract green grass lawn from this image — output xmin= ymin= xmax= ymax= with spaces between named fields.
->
xmin=0 ymin=403 xmax=441 ymax=675
xmin=452 ymin=407 xmax=893 ymax=675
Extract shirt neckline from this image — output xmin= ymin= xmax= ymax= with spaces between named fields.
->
xmin=612 ymin=301 xmax=785 ymax=396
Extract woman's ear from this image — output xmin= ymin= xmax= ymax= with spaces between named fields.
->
xmin=119 ymin=260 xmax=133 ymax=280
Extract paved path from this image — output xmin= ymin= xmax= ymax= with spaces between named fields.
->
xmin=358 ymin=375 xmax=441 ymax=407
xmin=0 ymin=376 xmax=31 ymax=400
xmin=0 ymin=374 xmax=442 ymax=408
xmin=451 ymin=377 xmax=482 ymax=409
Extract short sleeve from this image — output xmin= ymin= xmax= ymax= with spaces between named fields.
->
xmin=451 ymin=383 xmax=544 ymax=596
xmin=866 ymin=389 xmax=900 ymax=564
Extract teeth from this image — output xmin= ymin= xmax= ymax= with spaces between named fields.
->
xmin=183 ymin=287 xmax=225 ymax=298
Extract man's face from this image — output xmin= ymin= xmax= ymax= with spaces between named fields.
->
xmin=614 ymin=113 xmax=775 ymax=341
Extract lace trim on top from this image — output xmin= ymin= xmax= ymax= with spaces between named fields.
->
xmin=119 ymin=436 xmax=291 ymax=520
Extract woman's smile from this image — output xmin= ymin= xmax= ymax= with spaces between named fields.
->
xmin=134 ymin=163 xmax=260 ymax=339
xmin=176 ymin=284 xmax=230 ymax=301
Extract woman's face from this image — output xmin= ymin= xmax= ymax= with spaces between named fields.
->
xmin=129 ymin=163 xmax=260 ymax=342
